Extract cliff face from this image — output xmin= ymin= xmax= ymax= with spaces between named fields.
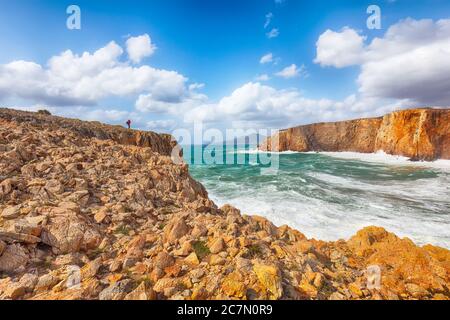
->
xmin=374 ymin=109 xmax=450 ymax=161
xmin=260 ymin=108 xmax=450 ymax=161
xmin=0 ymin=108 xmax=449 ymax=300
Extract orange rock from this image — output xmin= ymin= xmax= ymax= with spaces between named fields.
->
xmin=221 ymin=272 xmax=247 ymax=299
xmin=253 ymin=263 xmax=283 ymax=300
xmin=347 ymin=226 xmax=449 ymax=296
xmin=260 ymin=108 xmax=450 ymax=161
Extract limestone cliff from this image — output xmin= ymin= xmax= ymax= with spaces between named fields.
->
xmin=260 ymin=108 xmax=450 ymax=161
xmin=0 ymin=108 xmax=449 ymax=300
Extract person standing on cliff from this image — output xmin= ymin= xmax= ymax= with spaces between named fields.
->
xmin=126 ymin=119 xmax=131 ymax=129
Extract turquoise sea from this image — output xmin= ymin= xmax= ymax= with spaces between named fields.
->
xmin=185 ymin=145 xmax=450 ymax=248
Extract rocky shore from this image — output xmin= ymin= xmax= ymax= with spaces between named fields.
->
xmin=260 ymin=108 xmax=450 ymax=161
xmin=0 ymin=108 xmax=449 ymax=300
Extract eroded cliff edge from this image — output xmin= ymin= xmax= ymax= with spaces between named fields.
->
xmin=0 ymin=108 xmax=449 ymax=300
xmin=260 ymin=108 xmax=450 ymax=161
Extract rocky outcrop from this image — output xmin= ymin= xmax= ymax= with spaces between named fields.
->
xmin=260 ymin=108 xmax=450 ymax=161
xmin=0 ymin=108 xmax=449 ymax=300
xmin=0 ymin=108 xmax=178 ymax=158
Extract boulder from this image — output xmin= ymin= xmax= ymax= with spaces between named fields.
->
xmin=41 ymin=215 xmax=101 ymax=254
xmin=221 ymin=272 xmax=246 ymax=298
xmin=164 ymin=217 xmax=190 ymax=244
xmin=99 ymin=279 xmax=134 ymax=300
xmin=209 ymin=238 xmax=226 ymax=254
xmin=1 ymin=205 xmax=21 ymax=219
xmin=124 ymin=282 xmax=156 ymax=300
xmin=253 ymin=263 xmax=283 ymax=300
xmin=0 ymin=244 xmax=29 ymax=272
xmin=155 ymin=251 xmax=175 ymax=269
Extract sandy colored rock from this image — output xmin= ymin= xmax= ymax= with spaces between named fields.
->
xmin=1 ymin=206 xmax=21 ymax=219
xmin=3 ymin=283 xmax=26 ymax=300
xmin=99 ymin=280 xmax=134 ymax=300
xmin=155 ymin=251 xmax=175 ymax=269
xmin=164 ymin=217 xmax=190 ymax=244
xmin=0 ymin=231 xmax=41 ymax=244
xmin=209 ymin=238 xmax=226 ymax=254
xmin=94 ymin=209 xmax=108 ymax=224
xmin=184 ymin=252 xmax=200 ymax=266
xmin=124 ymin=282 xmax=156 ymax=300
xmin=0 ymin=244 xmax=29 ymax=272
xmin=41 ymin=215 xmax=101 ymax=254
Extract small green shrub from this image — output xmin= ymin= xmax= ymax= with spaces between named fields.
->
xmin=192 ymin=241 xmax=210 ymax=260
xmin=115 ymin=225 xmax=130 ymax=236
xmin=245 ymin=244 xmax=263 ymax=259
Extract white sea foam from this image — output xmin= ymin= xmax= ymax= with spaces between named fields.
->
xmin=210 ymin=187 xmax=450 ymax=248
xmin=235 ymin=149 xmax=450 ymax=170
xmin=233 ymin=148 xmax=300 ymax=155
xmin=192 ymin=150 xmax=450 ymax=249
xmin=320 ymin=151 xmax=450 ymax=170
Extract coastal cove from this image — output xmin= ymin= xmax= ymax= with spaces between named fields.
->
xmin=0 ymin=108 xmax=449 ymax=300
xmin=188 ymin=146 xmax=450 ymax=248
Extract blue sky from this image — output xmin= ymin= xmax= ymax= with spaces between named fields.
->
xmin=1 ymin=0 xmax=450 ymax=132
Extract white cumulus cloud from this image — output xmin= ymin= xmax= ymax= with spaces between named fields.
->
xmin=126 ymin=34 xmax=157 ymax=64
xmin=314 ymin=27 xmax=366 ymax=68
xmin=315 ymin=18 xmax=450 ymax=106
xmin=0 ymin=38 xmax=189 ymax=108
xmin=183 ymin=82 xmax=392 ymax=129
